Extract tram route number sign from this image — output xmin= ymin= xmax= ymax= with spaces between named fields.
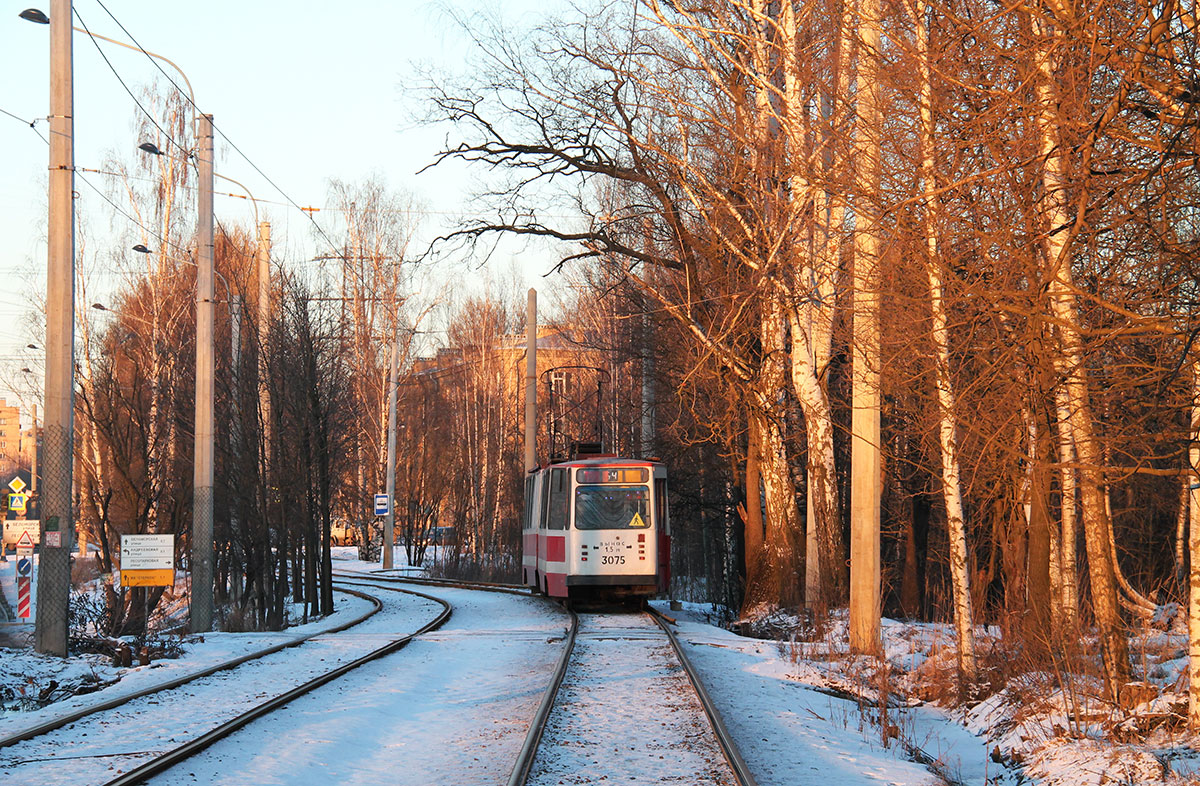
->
xmin=374 ymin=493 xmax=390 ymax=517
xmin=119 ymin=534 xmax=175 ymax=587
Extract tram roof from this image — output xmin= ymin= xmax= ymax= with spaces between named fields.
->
xmin=541 ymin=456 xmax=661 ymax=469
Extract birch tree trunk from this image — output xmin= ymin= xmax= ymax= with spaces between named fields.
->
xmin=1033 ymin=14 xmax=1130 ymax=700
xmin=915 ymin=0 xmax=976 ymax=681
xmin=1054 ymin=382 xmax=1078 ymax=631
xmin=744 ymin=292 xmax=803 ymax=611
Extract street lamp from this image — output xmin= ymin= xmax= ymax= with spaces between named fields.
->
xmin=21 ymin=8 xmax=196 ymax=109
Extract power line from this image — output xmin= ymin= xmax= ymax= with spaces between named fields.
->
xmin=0 ymin=107 xmax=37 ymax=127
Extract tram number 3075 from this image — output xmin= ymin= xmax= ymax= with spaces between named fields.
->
xmin=601 ymin=554 xmax=626 ymax=565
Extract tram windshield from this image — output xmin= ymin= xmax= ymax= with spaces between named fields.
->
xmin=574 ymin=485 xmax=651 ymax=530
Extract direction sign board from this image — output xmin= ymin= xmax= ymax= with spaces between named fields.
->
xmin=3 ymin=520 xmax=39 ymax=549
xmin=8 ymin=476 xmax=26 ymax=494
xmin=374 ymin=493 xmax=390 ymax=517
xmin=119 ymin=534 xmax=175 ymax=587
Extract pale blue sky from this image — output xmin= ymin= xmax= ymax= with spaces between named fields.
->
xmin=0 ymin=0 xmax=568 ymax=415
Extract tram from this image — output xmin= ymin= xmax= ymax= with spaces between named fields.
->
xmin=521 ymin=447 xmax=670 ymax=600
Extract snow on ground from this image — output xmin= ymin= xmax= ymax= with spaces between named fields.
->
xmin=4 ymin=545 xmax=1199 ymax=785
xmin=663 ymin=603 xmax=947 ymax=786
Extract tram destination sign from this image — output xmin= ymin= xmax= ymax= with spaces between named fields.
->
xmin=120 ymin=534 xmax=175 ymax=587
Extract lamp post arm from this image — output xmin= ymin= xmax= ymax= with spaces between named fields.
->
xmin=213 ymin=172 xmax=259 ymax=225
xmin=73 ymin=25 xmax=195 ymax=108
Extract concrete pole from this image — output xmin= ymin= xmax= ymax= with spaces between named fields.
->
xmin=191 ymin=113 xmax=215 ymax=633
xmin=382 ymin=341 xmax=399 ymax=569
xmin=524 ymin=289 xmax=538 ymax=473
xmin=849 ymin=0 xmax=883 ymax=655
xmin=35 ymin=0 xmax=75 ymax=657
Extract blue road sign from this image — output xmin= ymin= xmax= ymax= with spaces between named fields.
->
xmin=374 ymin=494 xmax=390 ymax=517
xmin=16 ymin=557 xmax=32 ymax=577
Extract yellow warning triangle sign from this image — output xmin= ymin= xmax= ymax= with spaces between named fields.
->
xmin=629 ymin=512 xmax=647 ymax=528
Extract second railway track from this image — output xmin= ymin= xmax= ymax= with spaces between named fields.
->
xmin=0 ymin=582 xmax=447 ymax=786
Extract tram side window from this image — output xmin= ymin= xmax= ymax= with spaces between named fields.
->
xmin=547 ymin=468 xmax=570 ymax=530
xmin=523 ymin=476 xmax=534 ymax=529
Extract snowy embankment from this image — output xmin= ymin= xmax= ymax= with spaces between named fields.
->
xmin=669 ymin=603 xmax=1200 ymax=786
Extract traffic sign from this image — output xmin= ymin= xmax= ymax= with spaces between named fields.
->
xmin=15 ymin=530 xmax=34 ymax=549
xmin=7 ymin=476 xmax=26 ymax=494
xmin=374 ymin=493 xmax=390 ymax=517
xmin=7 ymin=492 xmax=27 ymax=513
xmin=15 ymin=557 xmax=31 ymax=577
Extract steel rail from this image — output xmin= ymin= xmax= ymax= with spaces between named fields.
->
xmin=0 ymin=586 xmax=381 ymax=751
xmin=506 ymin=607 xmax=579 ymax=786
xmin=332 ymin=569 xmax=532 ymax=596
xmin=649 ymin=608 xmax=759 ymax=786
xmin=99 ymin=583 xmax=452 ymax=786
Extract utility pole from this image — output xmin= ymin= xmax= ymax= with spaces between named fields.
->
xmin=382 ymin=341 xmax=399 ymax=569
xmin=35 ymin=0 xmax=75 ymax=657
xmin=849 ymin=0 xmax=883 ymax=655
xmin=191 ymin=113 xmax=215 ymax=633
xmin=524 ymin=289 xmax=537 ymax=473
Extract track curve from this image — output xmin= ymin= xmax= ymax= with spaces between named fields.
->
xmin=0 ymin=586 xmax=381 ymax=752
xmin=98 ymin=581 xmax=451 ymax=786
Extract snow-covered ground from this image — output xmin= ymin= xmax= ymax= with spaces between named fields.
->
xmin=2 ymin=547 xmax=1198 ymax=785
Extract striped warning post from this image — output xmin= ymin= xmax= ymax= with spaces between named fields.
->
xmin=17 ymin=577 xmax=30 ymax=619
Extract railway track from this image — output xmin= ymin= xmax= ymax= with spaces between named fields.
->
xmin=0 ymin=586 xmax=381 ymax=753
xmin=509 ymin=607 xmax=758 ymax=786
xmin=0 ymin=582 xmax=447 ymax=786
xmin=97 ymin=581 xmax=450 ymax=786
xmin=331 ymin=568 xmax=531 ymax=595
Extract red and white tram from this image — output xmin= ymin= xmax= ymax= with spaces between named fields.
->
xmin=521 ymin=454 xmax=670 ymax=600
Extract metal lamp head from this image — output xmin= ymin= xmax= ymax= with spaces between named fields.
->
xmin=138 ymin=142 xmax=163 ymax=156
xmin=18 ymin=9 xmax=50 ymax=24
